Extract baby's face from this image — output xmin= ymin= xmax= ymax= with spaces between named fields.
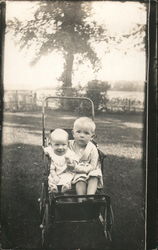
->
xmin=73 ymin=124 xmax=94 ymax=147
xmin=51 ymin=137 xmax=68 ymax=156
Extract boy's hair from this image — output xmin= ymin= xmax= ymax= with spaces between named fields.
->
xmin=73 ymin=117 xmax=96 ymax=133
xmin=50 ymin=128 xmax=68 ymax=142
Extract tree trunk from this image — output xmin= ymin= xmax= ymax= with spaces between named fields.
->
xmin=60 ymin=51 xmax=74 ymax=110
xmin=62 ymin=51 xmax=74 ymax=96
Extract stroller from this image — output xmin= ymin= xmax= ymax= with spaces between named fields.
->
xmin=38 ymin=96 xmax=114 ymax=249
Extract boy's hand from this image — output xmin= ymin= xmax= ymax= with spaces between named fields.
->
xmin=85 ymin=164 xmax=93 ymax=174
xmin=74 ymin=162 xmax=93 ymax=174
xmin=53 ymin=175 xmax=60 ymax=184
xmin=85 ymin=166 xmax=91 ymax=174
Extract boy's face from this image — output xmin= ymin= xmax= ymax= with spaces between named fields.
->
xmin=73 ymin=123 xmax=94 ymax=147
xmin=51 ymin=136 xmax=68 ymax=156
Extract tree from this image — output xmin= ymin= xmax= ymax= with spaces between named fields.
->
xmin=7 ymin=2 xmax=146 ymax=93
xmin=7 ymin=1 xmax=104 ymax=94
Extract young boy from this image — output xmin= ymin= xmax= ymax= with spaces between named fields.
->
xmin=43 ymin=128 xmax=77 ymax=193
xmin=68 ymin=117 xmax=103 ymax=197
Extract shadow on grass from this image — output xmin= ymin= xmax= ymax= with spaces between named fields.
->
xmin=1 ymin=143 xmax=145 ymax=250
xmin=103 ymin=154 xmax=145 ymax=250
xmin=1 ymin=143 xmax=43 ymax=249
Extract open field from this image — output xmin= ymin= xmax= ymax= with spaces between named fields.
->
xmin=1 ymin=110 xmax=145 ymax=250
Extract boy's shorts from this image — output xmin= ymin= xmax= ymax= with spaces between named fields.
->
xmin=72 ymin=169 xmax=103 ymax=189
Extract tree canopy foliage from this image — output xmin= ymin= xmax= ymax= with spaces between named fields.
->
xmin=8 ymin=2 xmax=104 ymax=89
xmin=7 ymin=1 xmax=146 ymax=91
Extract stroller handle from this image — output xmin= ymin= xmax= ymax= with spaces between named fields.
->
xmin=42 ymin=96 xmax=95 ymax=146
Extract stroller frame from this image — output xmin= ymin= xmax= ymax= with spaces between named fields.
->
xmin=38 ymin=96 xmax=114 ymax=249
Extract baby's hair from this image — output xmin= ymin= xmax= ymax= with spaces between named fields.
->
xmin=50 ymin=128 xmax=68 ymax=141
xmin=73 ymin=117 xmax=96 ymax=133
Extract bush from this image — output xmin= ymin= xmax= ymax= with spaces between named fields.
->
xmin=85 ymin=80 xmax=111 ymax=113
xmin=56 ymin=81 xmax=111 ymax=114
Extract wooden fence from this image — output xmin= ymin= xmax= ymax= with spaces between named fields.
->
xmin=3 ymin=90 xmax=144 ymax=113
xmin=3 ymin=90 xmax=38 ymax=111
xmin=106 ymin=98 xmax=144 ymax=112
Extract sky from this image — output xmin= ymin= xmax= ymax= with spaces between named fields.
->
xmin=4 ymin=1 xmax=147 ymax=90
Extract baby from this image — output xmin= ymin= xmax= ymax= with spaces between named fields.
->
xmin=69 ymin=117 xmax=103 ymax=197
xmin=43 ymin=128 xmax=77 ymax=193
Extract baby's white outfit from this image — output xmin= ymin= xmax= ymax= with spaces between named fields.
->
xmin=44 ymin=146 xmax=76 ymax=192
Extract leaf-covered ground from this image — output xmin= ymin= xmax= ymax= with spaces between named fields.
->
xmin=1 ymin=110 xmax=145 ymax=250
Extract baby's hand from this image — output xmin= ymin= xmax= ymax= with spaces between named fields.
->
xmin=67 ymin=164 xmax=75 ymax=171
xmin=67 ymin=162 xmax=75 ymax=171
xmin=42 ymin=146 xmax=49 ymax=156
xmin=66 ymin=158 xmax=76 ymax=171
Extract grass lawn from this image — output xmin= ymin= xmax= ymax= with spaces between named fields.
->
xmin=1 ymin=110 xmax=145 ymax=250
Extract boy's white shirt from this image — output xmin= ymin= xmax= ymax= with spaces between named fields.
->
xmin=68 ymin=140 xmax=99 ymax=172
xmin=69 ymin=140 xmax=103 ymax=188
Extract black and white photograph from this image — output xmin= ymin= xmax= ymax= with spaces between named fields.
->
xmin=0 ymin=1 xmax=156 ymax=250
